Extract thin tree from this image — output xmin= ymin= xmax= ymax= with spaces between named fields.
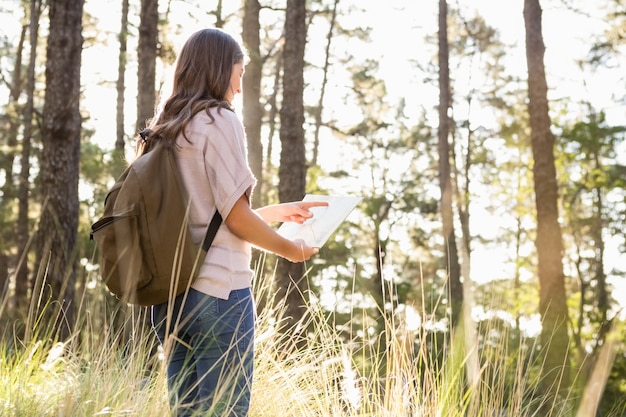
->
xmin=242 ymin=0 xmax=264 ymax=208
xmin=523 ymin=0 xmax=571 ymax=404
xmin=437 ymin=0 xmax=462 ymax=327
xmin=136 ymin=0 xmax=158 ymax=133
xmin=38 ymin=0 xmax=85 ymax=339
xmin=1 ymin=25 xmax=24 ymax=206
xmin=115 ymin=0 xmax=129 ymax=156
xmin=241 ymin=0 xmax=269 ymax=287
xmin=311 ymin=0 xmax=339 ymax=167
xmin=276 ymin=0 xmax=308 ymax=334
xmin=0 ymin=22 xmax=26 ymax=305
xmin=15 ymin=0 xmax=43 ymax=311
xmin=264 ymin=46 xmax=283 ymax=186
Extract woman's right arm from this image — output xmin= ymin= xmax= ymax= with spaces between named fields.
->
xmin=224 ymin=195 xmax=319 ymax=263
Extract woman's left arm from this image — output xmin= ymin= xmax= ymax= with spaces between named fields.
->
xmin=256 ymin=201 xmax=329 ymax=224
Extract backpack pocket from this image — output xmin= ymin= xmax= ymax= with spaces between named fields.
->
xmin=91 ymin=204 xmax=150 ymax=302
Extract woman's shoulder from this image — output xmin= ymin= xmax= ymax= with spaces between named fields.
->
xmin=185 ymin=107 xmax=243 ymax=145
xmin=200 ymin=106 xmax=239 ymax=124
xmin=186 ymin=107 xmax=237 ymax=135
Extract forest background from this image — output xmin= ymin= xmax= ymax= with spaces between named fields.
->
xmin=0 ymin=0 xmax=625 ymax=415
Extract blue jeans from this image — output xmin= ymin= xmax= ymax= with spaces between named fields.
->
xmin=152 ymin=287 xmax=255 ymax=417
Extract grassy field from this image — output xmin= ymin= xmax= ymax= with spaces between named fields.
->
xmin=0 ymin=271 xmax=622 ymax=417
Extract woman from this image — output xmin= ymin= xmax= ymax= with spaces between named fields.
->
xmin=143 ymin=28 xmax=325 ymax=416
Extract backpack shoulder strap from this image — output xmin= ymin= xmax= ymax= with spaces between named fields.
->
xmin=202 ymin=210 xmax=222 ymax=252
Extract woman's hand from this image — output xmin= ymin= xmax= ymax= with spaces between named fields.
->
xmin=284 ymin=239 xmax=319 ymax=263
xmin=256 ymin=201 xmax=329 ymax=224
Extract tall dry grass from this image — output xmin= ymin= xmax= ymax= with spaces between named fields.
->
xmin=0 ymin=261 xmax=623 ymax=416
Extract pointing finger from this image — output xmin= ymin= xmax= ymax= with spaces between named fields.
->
xmin=298 ymin=201 xmax=329 ymax=210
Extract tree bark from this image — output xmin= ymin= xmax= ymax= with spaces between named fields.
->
xmin=0 ymin=22 xmax=26 ymax=307
xmin=39 ymin=0 xmax=84 ymax=339
xmin=311 ymin=0 xmax=338 ymax=167
xmin=1 ymin=24 xmax=25 ymax=205
xmin=276 ymin=0 xmax=308 ymax=334
xmin=242 ymin=0 xmax=263 ymax=209
xmin=437 ymin=0 xmax=462 ymax=327
xmin=371 ymin=206 xmax=392 ymax=337
xmin=15 ymin=0 xmax=42 ymax=310
xmin=115 ymin=0 xmax=129 ymax=154
xmin=136 ymin=0 xmax=158 ymax=133
xmin=523 ymin=0 xmax=571 ymax=403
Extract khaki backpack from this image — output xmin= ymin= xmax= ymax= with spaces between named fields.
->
xmin=90 ymin=138 xmax=221 ymax=306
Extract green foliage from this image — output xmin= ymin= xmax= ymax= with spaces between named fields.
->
xmin=80 ymin=141 xmax=121 ymax=208
xmin=556 ymin=108 xmax=626 ymax=355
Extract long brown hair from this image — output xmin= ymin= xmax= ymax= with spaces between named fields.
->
xmin=136 ymin=28 xmax=245 ymax=156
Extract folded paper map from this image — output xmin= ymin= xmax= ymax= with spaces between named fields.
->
xmin=277 ymin=194 xmax=362 ymax=248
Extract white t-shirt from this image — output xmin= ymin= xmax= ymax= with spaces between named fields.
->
xmin=175 ymin=107 xmax=257 ymax=300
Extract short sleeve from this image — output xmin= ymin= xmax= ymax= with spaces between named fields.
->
xmin=175 ymin=108 xmax=256 ymax=233
xmin=200 ymin=109 xmax=256 ymax=218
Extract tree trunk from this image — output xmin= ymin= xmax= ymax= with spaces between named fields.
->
xmin=38 ymin=0 xmax=84 ymax=340
xmin=0 ymin=22 xmax=26 ymax=308
xmin=15 ymin=0 xmax=42 ymax=311
xmin=523 ymin=0 xmax=571 ymax=403
xmin=136 ymin=0 xmax=158 ymax=133
xmin=1 ymin=24 xmax=25 ymax=205
xmin=115 ymin=0 xmax=129 ymax=154
xmin=311 ymin=0 xmax=338 ymax=167
xmin=591 ymin=153 xmax=608 ymax=334
xmin=242 ymin=0 xmax=267 ymax=286
xmin=242 ymin=0 xmax=263 ymax=209
xmin=371 ymin=200 xmax=392 ymax=326
xmin=0 ymin=254 xmax=7 ymax=303
xmin=265 ymin=49 xmax=283 ymax=183
xmin=437 ymin=0 xmax=462 ymax=327
xmin=276 ymin=0 xmax=308 ymax=335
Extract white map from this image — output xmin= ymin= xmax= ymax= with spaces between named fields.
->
xmin=277 ymin=194 xmax=362 ymax=248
